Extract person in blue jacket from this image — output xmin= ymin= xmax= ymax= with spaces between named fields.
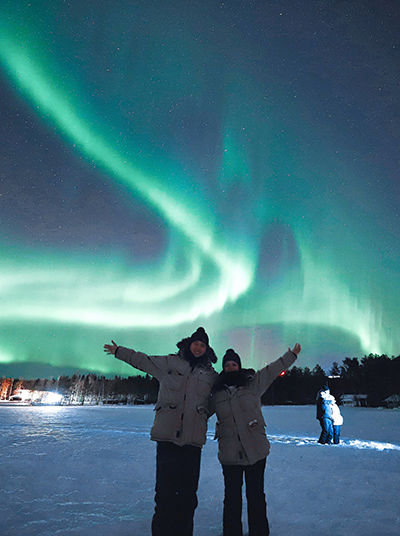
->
xmin=316 ymin=385 xmax=333 ymax=444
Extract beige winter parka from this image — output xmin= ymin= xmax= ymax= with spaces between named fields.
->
xmin=211 ymin=350 xmax=297 ymax=465
xmin=115 ymin=346 xmax=218 ymax=447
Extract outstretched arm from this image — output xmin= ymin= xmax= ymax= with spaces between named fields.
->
xmin=254 ymin=343 xmax=301 ymax=396
xmin=103 ymin=340 xmax=169 ymax=379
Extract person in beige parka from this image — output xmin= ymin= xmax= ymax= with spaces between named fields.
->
xmin=104 ymin=327 xmax=218 ymax=536
xmin=211 ymin=343 xmax=301 ymax=536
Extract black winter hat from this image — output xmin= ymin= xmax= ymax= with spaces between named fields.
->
xmin=188 ymin=327 xmax=209 ymax=346
xmin=222 ymin=348 xmax=242 ymax=369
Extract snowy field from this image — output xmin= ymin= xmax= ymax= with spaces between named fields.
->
xmin=1 ymin=405 xmax=399 ymax=536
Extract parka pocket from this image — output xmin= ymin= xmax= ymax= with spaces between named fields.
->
xmin=249 ymin=421 xmax=266 ymax=436
xmin=165 ymin=370 xmax=185 ymax=391
xmin=214 ymin=397 xmax=231 ymax=420
xmin=151 ymin=404 xmax=180 ymax=440
xmin=158 ymin=371 xmax=185 ymax=403
xmin=248 ymin=420 xmax=269 ymax=456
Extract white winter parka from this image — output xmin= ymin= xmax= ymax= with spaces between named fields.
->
xmin=115 ymin=346 xmax=218 ymax=447
xmin=211 ymin=350 xmax=297 ymax=465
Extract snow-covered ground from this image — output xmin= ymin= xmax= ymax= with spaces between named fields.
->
xmin=0 ymin=405 xmax=399 ymax=536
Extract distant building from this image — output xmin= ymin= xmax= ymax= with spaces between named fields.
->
xmin=9 ymin=388 xmax=32 ymax=402
xmin=340 ymin=394 xmax=368 ymax=407
xmin=384 ymin=394 xmax=400 ymax=409
xmin=9 ymin=388 xmax=64 ymax=405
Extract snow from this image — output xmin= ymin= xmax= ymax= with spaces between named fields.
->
xmin=0 ymin=405 xmax=399 ymax=536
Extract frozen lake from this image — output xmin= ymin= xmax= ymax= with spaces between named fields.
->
xmin=1 ymin=405 xmax=399 ymax=536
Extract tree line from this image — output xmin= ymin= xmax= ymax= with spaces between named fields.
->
xmin=2 ymin=353 xmax=399 ymax=406
xmin=1 ymin=373 xmax=159 ymax=405
xmin=261 ymin=354 xmax=400 ymax=406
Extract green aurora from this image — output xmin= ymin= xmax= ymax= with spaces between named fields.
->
xmin=1 ymin=1 xmax=399 ymax=376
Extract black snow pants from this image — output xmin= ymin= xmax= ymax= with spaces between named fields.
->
xmin=222 ymin=457 xmax=269 ymax=536
xmin=152 ymin=441 xmax=201 ymax=536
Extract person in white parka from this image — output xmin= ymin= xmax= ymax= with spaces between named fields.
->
xmin=104 ymin=327 xmax=218 ymax=536
xmin=330 ymin=396 xmax=343 ymax=444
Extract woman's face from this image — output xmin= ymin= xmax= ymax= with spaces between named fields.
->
xmin=190 ymin=340 xmax=207 ymax=357
xmin=224 ymin=360 xmax=240 ymax=372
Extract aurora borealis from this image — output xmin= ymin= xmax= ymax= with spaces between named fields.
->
xmin=1 ymin=1 xmax=399 ymax=377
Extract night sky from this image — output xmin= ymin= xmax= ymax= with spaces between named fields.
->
xmin=1 ymin=0 xmax=399 ymax=378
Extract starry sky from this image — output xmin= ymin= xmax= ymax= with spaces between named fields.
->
xmin=1 ymin=0 xmax=399 ymax=378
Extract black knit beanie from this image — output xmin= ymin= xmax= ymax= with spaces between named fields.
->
xmin=222 ymin=348 xmax=242 ymax=369
xmin=188 ymin=327 xmax=209 ymax=346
